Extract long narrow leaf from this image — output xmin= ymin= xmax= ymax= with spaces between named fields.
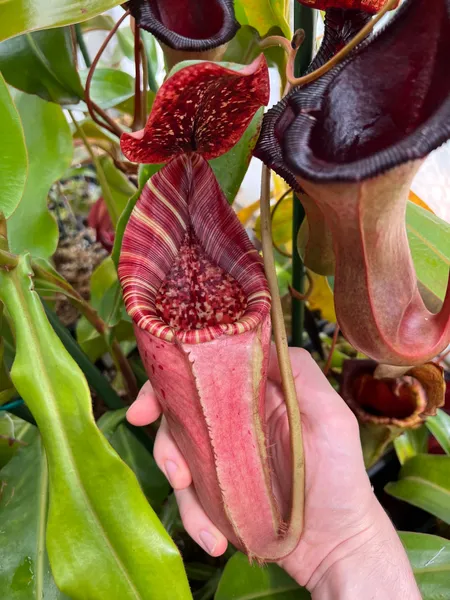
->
xmin=385 ymin=454 xmax=450 ymax=524
xmin=426 ymin=409 xmax=450 ymax=455
xmin=0 ymin=433 xmax=70 ymax=599
xmin=0 ymin=254 xmax=192 ymax=600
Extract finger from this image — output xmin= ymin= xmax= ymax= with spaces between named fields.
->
xmin=154 ymin=417 xmax=192 ymax=490
xmin=126 ymin=380 xmax=162 ymax=426
xmin=175 ymin=486 xmax=228 ymax=557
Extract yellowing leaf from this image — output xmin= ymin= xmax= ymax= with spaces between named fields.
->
xmin=237 ymin=199 xmax=261 ymax=225
xmin=409 ymin=190 xmax=434 ymax=214
xmin=307 ymin=270 xmax=336 ymax=323
xmin=234 ymin=0 xmax=291 ymax=39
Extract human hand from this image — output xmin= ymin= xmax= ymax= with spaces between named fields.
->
xmin=127 ymin=347 xmax=421 ymax=598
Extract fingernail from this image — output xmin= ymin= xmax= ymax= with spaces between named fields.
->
xmin=164 ymin=460 xmax=178 ymax=485
xmin=199 ymin=530 xmax=217 ymax=555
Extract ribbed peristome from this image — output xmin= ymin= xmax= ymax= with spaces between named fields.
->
xmin=127 ymin=0 xmax=239 ymax=52
xmin=119 ymin=154 xmax=271 ymax=344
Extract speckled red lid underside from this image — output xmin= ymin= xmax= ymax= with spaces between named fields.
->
xmin=120 ymin=55 xmax=269 ymax=164
xmin=296 ymin=0 xmax=399 ymax=12
xmin=118 ymin=154 xmax=271 ymax=344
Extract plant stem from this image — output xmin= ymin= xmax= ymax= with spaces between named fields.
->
xmin=260 ymin=165 xmax=305 ymax=538
xmin=291 ymin=197 xmax=306 ymax=347
xmin=323 ymin=325 xmax=340 ymax=376
xmin=0 ymin=249 xmax=19 ymax=269
xmin=140 ymin=39 xmax=149 ymax=124
xmin=291 ymin=3 xmax=315 ymax=347
xmin=75 ymin=23 xmax=92 ymax=67
xmin=288 ymin=0 xmax=397 ymax=86
xmin=271 ymin=189 xmax=294 ymax=258
xmin=132 ymin=20 xmax=143 ymax=131
xmin=84 ymin=10 xmax=129 ymax=138
xmin=69 ymin=111 xmax=120 ymax=226
xmin=141 ymin=31 xmax=158 ymax=93
xmin=33 ymin=262 xmax=138 ymax=402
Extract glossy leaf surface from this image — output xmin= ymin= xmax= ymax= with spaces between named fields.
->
xmin=385 ymin=455 xmax=450 ymax=524
xmin=0 ymin=433 xmax=69 ymax=599
xmin=99 ymin=155 xmax=137 ymax=218
xmin=0 ymin=255 xmax=192 ymax=600
xmin=426 ymin=409 xmax=450 ymax=455
xmin=394 ymin=426 xmax=429 ymax=466
xmin=0 ymin=28 xmax=83 ymax=104
xmin=215 ymin=552 xmax=311 ymax=599
xmin=209 ymin=108 xmax=264 ymax=204
xmin=98 ymin=409 xmax=170 ymax=511
xmin=400 ymin=532 xmax=450 ymax=600
xmin=234 ymin=0 xmax=291 ymax=38
xmin=0 ymin=74 xmax=27 ymax=219
xmin=0 ymin=413 xmax=35 ymax=469
xmin=76 ymin=257 xmax=134 ymax=361
xmin=407 ymin=202 xmax=450 ymax=302
xmin=7 ymin=93 xmax=72 ymax=259
xmin=0 ymin=0 xmax=124 ymax=42
xmin=79 ymin=68 xmax=135 ymax=110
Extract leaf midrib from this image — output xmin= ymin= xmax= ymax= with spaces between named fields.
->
xmin=407 ymin=223 xmax=450 ymax=266
xmin=35 ymin=442 xmax=48 ymax=600
xmin=17 ymin=278 xmax=143 ymax=600
xmin=402 ymin=475 xmax=450 ymax=497
xmin=25 ymin=33 xmax=73 ymax=98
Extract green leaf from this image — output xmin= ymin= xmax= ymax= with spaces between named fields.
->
xmin=79 ymin=68 xmax=135 ymax=109
xmin=400 ymin=532 xmax=450 ymax=600
xmin=0 ymin=1 xmax=124 ymax=42
xmin=138 ymin=164 xmax=165 ymax=190
xmin=7 ymin=93 xmax=72 ymax=259
xmin=99 ymin=156 xmax=137 ymax=218
xmin=43 ymin=303 xmax=125 ymax=412
xmin=215 ymin=552 xmax=311 ymax=599
xmin=385 ymin=454 xmax=450 ymax=523
xmin=223 ymin=25 xmax=287 ymax=87
xmin=0 ymin=413 xmax=35 ymax=469
xmin=117 ymin=27 xmax=135 ymax=61
xmin=426 ymin=409 xmax=450 ymax=455
xmin=98 ymin=410 xmax=169 ymax=511
xmin=76 ymin=257 xmax=134 ymax=361
xmin=81 ymin=14 xmax=115 ymax=32
xmin=0 ymin=74 xmax=27 ymax=219
xmin=394 ymin=426 xmax=429 ymax=466
xmin=0 ymin=433 xmax=71 ymax=599
xmin=234 ymin=0 xmax=291 ymax=38
xmin=210 ymin=108 xmax=264 ymax=205
xmin=111 ymin=161 xmax=167 ymax=268
xmin=0 ymin=28 xmax=83 ymax=104
xmin=0 ymin=254 xmax=192 ymax=600
xmin=255 ymin=193 xmax=293 ymax=252
xmin=407 ymin=202 xmax=450 ymax=302
xmin=112 ymin=184 xmax=146 ymax=269
xmin=72 ymin=119 xmax=119 ymax=147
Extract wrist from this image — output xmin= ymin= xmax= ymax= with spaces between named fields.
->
xmin=308 ymin=504 xmax=421 ymax=600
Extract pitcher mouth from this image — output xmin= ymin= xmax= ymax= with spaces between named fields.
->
xmin=256 ymin=0 xmax=450 ymax=185
xmin=127 ymin=0 xmax=240 ymax=52
xmin=119 ymin=154 xmax=271 ymax=344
